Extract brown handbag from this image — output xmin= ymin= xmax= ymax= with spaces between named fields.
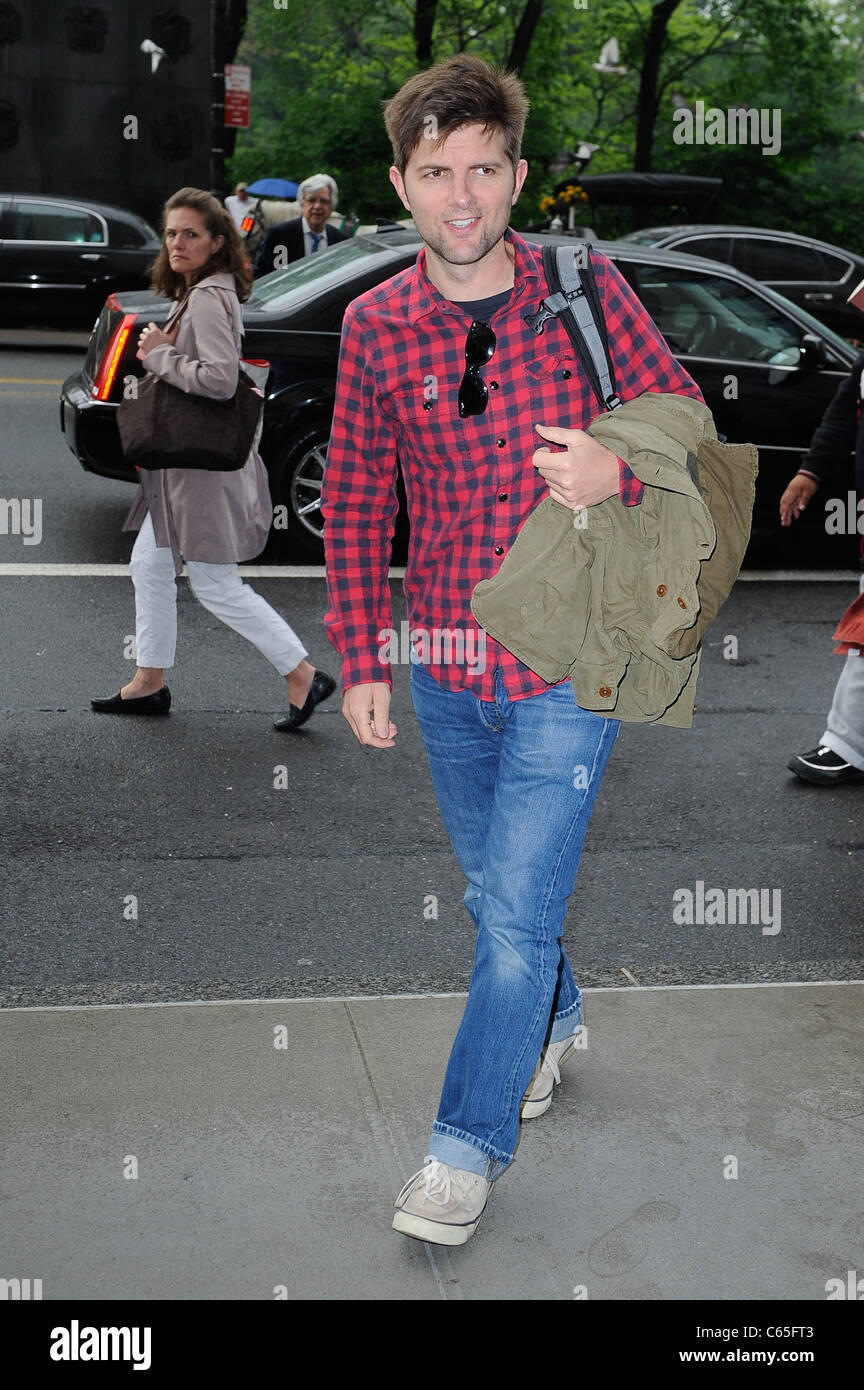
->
xmin=116 ymin=293 xmax=262 ymax=472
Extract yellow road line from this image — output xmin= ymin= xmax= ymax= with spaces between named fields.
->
xmin=0 ymin=377 xmax=64 ymax=384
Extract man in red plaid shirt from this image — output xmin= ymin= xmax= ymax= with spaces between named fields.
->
xmin=323 ymin=54 xmax=702 ymax=1246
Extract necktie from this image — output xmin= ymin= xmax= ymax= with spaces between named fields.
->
xmin=309 ymin=233 xmax=322 ymax=253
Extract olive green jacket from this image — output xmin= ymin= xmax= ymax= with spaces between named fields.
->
xmin=471 ymin=392 xmax=758 ymax=727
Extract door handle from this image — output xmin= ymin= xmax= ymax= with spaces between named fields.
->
xmin=803 ymin=292 xmax=832 ymax=301
xmin=80 ymin=253 xmax=105 ymax=261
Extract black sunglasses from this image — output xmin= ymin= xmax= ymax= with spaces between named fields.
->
xmin=458 ymin=320 xmax=497 ymax=418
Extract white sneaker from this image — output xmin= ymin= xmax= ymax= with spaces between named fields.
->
xmin=392 ymin=1157 xmax=491 ymax=1246
xmin=521 ymin=1023 xmax=586 ymax=1120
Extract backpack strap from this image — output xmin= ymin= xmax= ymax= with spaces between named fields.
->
xmin=524 ymin=244 xmax=621 ymax=413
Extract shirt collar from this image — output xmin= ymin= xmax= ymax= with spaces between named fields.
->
xmin=406 ymin=227 xmax=543 ymax=324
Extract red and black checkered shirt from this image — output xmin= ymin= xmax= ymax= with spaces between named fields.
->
xmin=323 ymin=229 xmax=703 ymax=699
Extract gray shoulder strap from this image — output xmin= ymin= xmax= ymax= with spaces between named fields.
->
xmin=555 ymin=246 xmax=618 ymax=412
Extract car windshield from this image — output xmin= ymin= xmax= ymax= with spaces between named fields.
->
xmin=248 ymin=235 xmax=413 ymax=311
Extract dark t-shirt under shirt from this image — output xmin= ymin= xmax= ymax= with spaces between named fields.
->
xmin=451 ymin=288 xmax=512 ymax=324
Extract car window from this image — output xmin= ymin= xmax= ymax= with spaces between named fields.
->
xmin=109 ymin=213 xmax=159 ymax=249
xmin=819 ymin=250 xmax=853 ymax=281
xmin=10 ymin=201 xmax=105 ymax=244
xmin=619 ymin=261 xmax=803 ymax=365
xmin=670 ymin=235 xmax=732 ymax=263
xmin=732 ymin=237 xmax=826 ymax=282
xmin=111 ymin=222 xmax=146 ymax=249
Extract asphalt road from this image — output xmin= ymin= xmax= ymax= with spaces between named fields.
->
xmin=2 ymin=339 xmax=863 ymax=1008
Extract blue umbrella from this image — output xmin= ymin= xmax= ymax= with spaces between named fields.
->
xmin=246 ymin=178 xmax=299 ymax=199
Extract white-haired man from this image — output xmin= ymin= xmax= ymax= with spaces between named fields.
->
xmin=253 ymin=174 xmax=349 ymax=277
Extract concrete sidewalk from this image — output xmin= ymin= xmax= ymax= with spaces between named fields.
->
xmin=2 ymin=981 xmax=862 ymax=1301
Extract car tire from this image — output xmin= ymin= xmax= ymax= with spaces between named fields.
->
xmin=262 ymin=418 xmax=329 ymax=562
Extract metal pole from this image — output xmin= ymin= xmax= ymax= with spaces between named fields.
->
xmin=210 ymin=0 xmax=226 ymax=200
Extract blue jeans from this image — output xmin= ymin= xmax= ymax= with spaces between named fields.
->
xmin=410 ymin=661 xmax=620 ymax=1181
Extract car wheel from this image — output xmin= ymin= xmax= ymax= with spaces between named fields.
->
xmin=263 ymin=419 xmax=329 ymax=562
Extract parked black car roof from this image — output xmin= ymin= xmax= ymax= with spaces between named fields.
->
xmin=0 ymin=191 xmax=159 ymax=238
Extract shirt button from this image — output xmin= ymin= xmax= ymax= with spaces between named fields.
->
xmin=496 ymin=437 xmax=506 ymax=448
xmin=489 ymin=381 xmax=500 ymax=390
xmin=498 ymin=492 xmax=508 ymax=501
xmin=494 ymin=545 xmax=504 ymax=556
xmin=657 ymin=584 xmax=668 ymax=597
xmin=562 ymin=369 xmax=572 ymax=379
xmin=677 ymin=596 xmax=688 ymax=609
xmin=423 ymin=400 xmax=433 ymax=411
xmin=599 ymin=685 xmax=612 ymax=698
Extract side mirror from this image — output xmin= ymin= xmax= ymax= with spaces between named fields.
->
xmin=799 ymin=333 xmax=827 ymax=370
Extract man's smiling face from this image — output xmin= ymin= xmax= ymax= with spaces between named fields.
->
xmin=389 ymin=123 xmax=527 ymax=269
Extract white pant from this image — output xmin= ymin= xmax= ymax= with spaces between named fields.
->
xmin=129 ymin=512 xmax=308 ymax=674
xmin=821 ymin=573 xmax=864 ymax=771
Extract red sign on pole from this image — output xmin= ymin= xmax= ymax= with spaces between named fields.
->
xmin=224 ymin=64 xmax=251 ymax=129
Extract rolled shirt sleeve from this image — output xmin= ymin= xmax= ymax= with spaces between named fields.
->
xmin=619 ymin=457 xmax=644 ymax=505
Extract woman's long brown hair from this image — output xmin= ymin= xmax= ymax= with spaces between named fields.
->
xmin=150 ymin=186 xmax=252 ymax=302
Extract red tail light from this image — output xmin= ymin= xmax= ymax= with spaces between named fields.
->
xmin=91 ymin=313 xmax=137 ymax=401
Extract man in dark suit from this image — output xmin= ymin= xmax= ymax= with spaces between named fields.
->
xmin=253 ymin=174 xmax=349 ymax=277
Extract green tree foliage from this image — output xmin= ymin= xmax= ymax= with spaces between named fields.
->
xmin=228 ymin=0 xmax=864 ymax=248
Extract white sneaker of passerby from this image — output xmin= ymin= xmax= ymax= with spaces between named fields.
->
xmin=521 ymin=1023 xmax=586 ymax=1120
xmin=392 ymin=1157 xmax=491 ymax=1246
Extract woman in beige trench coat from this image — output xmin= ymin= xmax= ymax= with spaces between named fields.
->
xmin=91 ymin=187 xmax=334 ymax=730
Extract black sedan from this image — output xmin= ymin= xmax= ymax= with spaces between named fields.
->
xmin=60 ymin=229 xmax=860 ymax=565
xmin=0 ymin=193 xmax=161 ymax=327
xmin=622 ymin=224 xmax=864 ymax=343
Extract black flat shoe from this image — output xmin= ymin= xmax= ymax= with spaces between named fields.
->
xmin=273 ymin=670 xmax=336 ymax=731
xmin=91 ymin=686 xmax=171 ymax=715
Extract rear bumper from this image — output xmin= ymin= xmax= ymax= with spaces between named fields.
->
xmin=60 ymin=376 xmax=137 ymax=483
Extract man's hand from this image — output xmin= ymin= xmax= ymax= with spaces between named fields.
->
xmin=342 ymin=681 xmax=397 ymax=748
xmin=779 ymin=472 xmax=819 ymax=526
xmin=533 ymin=424 xmax=621 ymax=510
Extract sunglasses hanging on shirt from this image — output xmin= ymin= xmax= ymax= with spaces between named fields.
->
xmin=458 ymin=320 xmax=497 ymax=418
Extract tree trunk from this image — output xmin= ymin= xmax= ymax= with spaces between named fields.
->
xmin=414 ymin=0 xmax=438 ymax=64
xmin=634 ymin=0 xmax=682 ymax=173
xmin=506 ymin=0 xmax=544 ymax=75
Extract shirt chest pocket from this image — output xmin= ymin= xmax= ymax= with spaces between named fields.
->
xmin=384 ymin=378 xmax=489 ymax=465
xmin=523 ymin=350 xmax=585 ymax=421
